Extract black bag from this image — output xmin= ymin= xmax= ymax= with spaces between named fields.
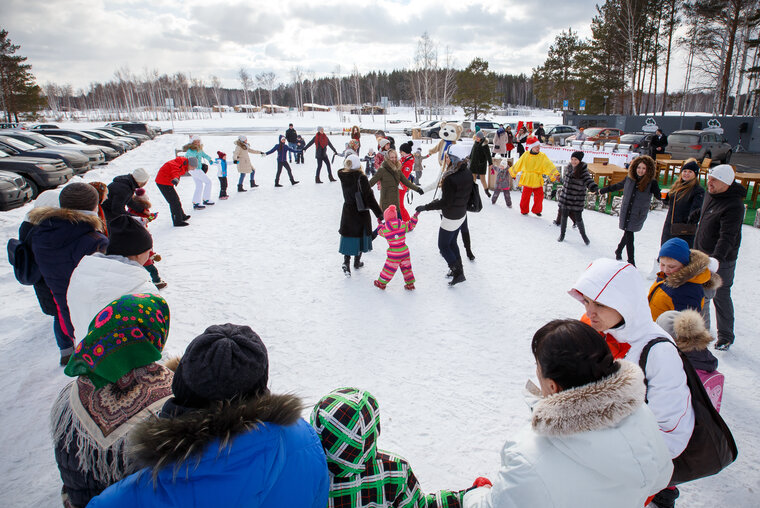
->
xmin=467 ymin=181 xmax=483 ymax=213
xmin=640 ymin=338 xmax=738 ymax=485
xmin=670 ymin=223 xmax=697 ymax=236
xmin=355 ymin=181 xmax=368 ymax=212
xmin=7 ymin=238 xmax=41 ymax=286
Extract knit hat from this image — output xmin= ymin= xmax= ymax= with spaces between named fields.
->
xmin=59 ymin=182 xmax=100 ymax=211
xmin=132 ymin=168 xmax=149 ymax=184
xmin=238 ymin=135 xmax=247 ymax=143
xmin=682 ymin=161 xmax=699 ymax=173
xmin=658 ymin=237 xmax=691 ymax=265
xmin=525 ymin=136 xmax=541 ymax=151
xmin=399 ymin=141 xmax=413 ymax=154
xmin=474 ymin=130 xmax=486 ymax=140
xmin=65 ymin=294 xmax=169 ymax=388
xmin=383 ymin=205 xmax=397 ymax=222
xmin=571 ymin=151 xmax=584 ymax=161
xmin=415 ymin=147 xmax=422 ymax=153
xmin=345 ymin=154 xmax=361 ymax=170
xmin=656 ymin=309 xmax=714 ymax=352
xmin=708 ymin=164 xmax=734 ymax=185
xmin=190 ymin=135 xmax=201 ymax=143
xmin=172 ymin=324 xmax=269 ymax=408
xmin=216 ymin=151 xmax=226 ymax=159
xmin=106 ymin=215 xmax=153 ymax=257
xmin=378 ymin=138 xmax=390 ymax=149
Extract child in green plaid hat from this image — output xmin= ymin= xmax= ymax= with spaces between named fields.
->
xmin=311 ymin=387 xmax=479 ymax=507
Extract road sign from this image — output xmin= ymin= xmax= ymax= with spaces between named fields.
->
xmin=563 ymin=99 xmax=569 ymax=109
xmin=579 ymin=99 xmax=586 ymax=111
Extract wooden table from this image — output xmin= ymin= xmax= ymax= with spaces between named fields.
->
xmin=588 ymin=163 xmax=627 ymax=186
xmin=735 ymin=172 xmax=760 ymax=208
xmin=656 ymin=159 xmax=687 ymax=184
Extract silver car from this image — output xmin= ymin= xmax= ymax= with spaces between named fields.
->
xmin=545 ymin=125 xmax=579 ymax=145
xmin=667 ymin=130 xmax=732 ymax=163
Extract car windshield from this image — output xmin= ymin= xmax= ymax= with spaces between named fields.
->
xmin=0 ymin=136 xmax=36 ymax=151
xmin=94 ymin=130 xmax=118 ymax=139
xmin=53 ymin=136 xmax=85 ymax=145
xmin=670 ymin=133 xmax=699 ymax=144
xmin=9 ymin=135 xmax=45 ymax=148
xmin=620 ymin=134 xmax=644 ymax=142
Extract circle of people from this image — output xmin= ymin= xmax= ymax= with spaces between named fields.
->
xmin=15 ymin=120 xmax=746 ymax=508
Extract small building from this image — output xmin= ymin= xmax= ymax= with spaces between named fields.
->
xmin=234 ymin=104 xmax=260 ymax=113
xmin=303 ymin=103 xmax=331 ymax=112
xmin=351 ymin=105 xmax=385 ymax=115
xmin=261 ymin=104 xmax=288 ymax=113
xmin=212 ymin=105 xmax=234 ymax=112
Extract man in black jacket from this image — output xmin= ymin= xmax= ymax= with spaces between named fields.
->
xmin=102 ymin=168 xmax=149 ymax=223
xmin=650 ymin=129 xmax=668 ymax=157
xmin=285 ymin=124 xmax=298 ymax=163
xmin=534 ymin=123 xmax=546 ymax=143
xmin=694 ymin=164 xmax=747 ymax=350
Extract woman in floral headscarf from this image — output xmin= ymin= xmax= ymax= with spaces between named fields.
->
xmin=50 ymin=294 xmax=174 ymax=508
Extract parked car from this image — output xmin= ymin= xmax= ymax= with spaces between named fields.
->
xmin=566 ymin=127 xmax=624 ymax=145
xmin=82 ymin=129 xmax=135 ymax=150
xmin=96 ymin=126 xmax=150 ymax=144
xmin=31 ymin=124 xmax=60 ymax=130
xmin=0 ymin=149 xmax=73 ymax=197
xmin=44 ymin=134 xmax=120 ymax=161
xmin=422 ymin=120 xmax=444 ymax=138
xmin=106 ymin=121 xmax=161 ymax=138
xmin=545 ymin=125 xmax=579 ymax=145
xmin=0 ymin=130 xmax=106 ymax=166
xmin=618 ymin=132 xmax=654 ymax=155
xmin=667 ymin=130 xmax=732 ymax=163
xmin=0 ymin=169 xmax=33 ymax=211
xmin=404 ymin=120 xmax=440 ymax=136
xmin=461 ymin=120 xmax=501 ymax=139
xmin=0 ymin=135 xmax=90 ymax=174
xmin=33 ymin=129 xmax=126 ymax=154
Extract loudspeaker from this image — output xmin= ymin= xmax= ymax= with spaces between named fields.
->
xmin=694 ymin=121 xmax=703 ymax=130
xmin=739 ymin=122 xmax=748 ymax=133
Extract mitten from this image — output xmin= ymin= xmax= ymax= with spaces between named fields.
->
xmin=233 ymin=160 xmax=239 ymax=164
xmin=147 ymin=212 xmax=158 ymax=222
xmin=416 ymin=188 xmax=424 ymax=195
xmin=151 ymin=253 xmax=162 ymax=262
xmin=171 ymin=178 xmax=179 ymax=186
xmin=472 ymin=477 xmax=492 ymax=488
xmin=415 ymin=205 xmax=426 ymax=213
xmin=377 ymin=217 xmax=383 ymax=224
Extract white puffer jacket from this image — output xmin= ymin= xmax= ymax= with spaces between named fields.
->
xmin=464 ymin=361 xmax=672 ymax=508
xmin=570 ymin=258 xmax=694 ymax=458
xmin=67 ymin=254 xmax=158 ymax=344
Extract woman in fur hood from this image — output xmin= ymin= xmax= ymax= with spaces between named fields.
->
xmin=88 ymin=324 xmax=329 ymax=507
xmin=463 ymin=319 xmax=672 ymax=508
xmin=649 ymin=237 xmax=722 ymax=321
xmin=368 ymin=148 xmax=423 ymax=214
xmin=232 ymin=135 xmax=263 ymax=191
xmin=599 ymin=155 xmax=661 ymax=266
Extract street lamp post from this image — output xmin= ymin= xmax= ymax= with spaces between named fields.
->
xmin=603 ymin=95 xmax=609 ymax=116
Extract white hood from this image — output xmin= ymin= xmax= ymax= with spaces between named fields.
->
xmin=67 ymin=253 xmax=158 ymax=344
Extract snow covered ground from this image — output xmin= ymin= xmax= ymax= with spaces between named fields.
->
xmin=0 ymin=113 xmax=758 ymax=507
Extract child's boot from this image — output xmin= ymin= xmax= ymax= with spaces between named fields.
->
xmin=404 ymin=282 xmax=415 ymax=291
xmin=373 ymin=280 xmax=386 ymax=290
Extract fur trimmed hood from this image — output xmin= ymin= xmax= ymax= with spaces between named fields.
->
xmin=532 ymin=361 xmax=645 ymax=436
xmin=128 ymin=393 xmax=303 ymax=476
xmin=663 ymin=249 xmax=722 ymax=290
xmin=28 ymin=206 xmax=105 ymax=233
xmin=656 ymin=309 xmax=714 ymax=352
xmin=234 ymin=139 xmax=249 ymax=150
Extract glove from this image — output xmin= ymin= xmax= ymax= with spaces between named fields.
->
xmin=416 ymin=188 xmax=424 ymax=195
xmin=147 ymin=212 xmax=158 ymax=222
xmin=151 ymin=253 xmax=162 ymax=262
xmin=377 ymin=217 xmax=383 ymax=224
xmin=415 ymin=205 xmax=426 ymax=213
xmin=171 ymin=178 xmax=179 ymax=186
xmin=472 ymin=477 xmax=492 ymax=488
xmin=233 ymin=160 xmax=239 ymax=164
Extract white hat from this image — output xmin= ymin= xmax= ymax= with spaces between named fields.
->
xmin=132 ymin=167 xmax=149 ymax=183
xmin=238 ymin=135 xmax=247 ymax=142
xmin=346 ymin=154 xmax=361 ymax=170
xmin=190 ymin=135 xmax=201 ymax=142
xmin=708 ymin=164 xmax=735 ymax=185
xmin=378 ymin=138 xmax=390 ymax=148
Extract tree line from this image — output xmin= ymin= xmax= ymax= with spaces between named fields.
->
xmin=533 ymin=0 xmax=760 ymax=116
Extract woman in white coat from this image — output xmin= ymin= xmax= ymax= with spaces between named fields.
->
xmin=464 ymin=319 xmax=672 ymax=508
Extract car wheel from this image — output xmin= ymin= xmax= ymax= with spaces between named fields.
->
xmin=25 ymin=178 xmax=39 ymax=199
xmin=431 ymin=132 xmax=439 ymax=139
xmin=723 ymin=150 xmax=732 ymax=163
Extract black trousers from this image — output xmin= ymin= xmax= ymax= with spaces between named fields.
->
xmin=157 ymin=183 xmax=186 ymax=225
xmin=218 ymin=176 xmax=228 ymax=197
xmin=275 ymin=161 xmax=296 ymax=184
xmin=315 ymin=155 xmax=333 ymax=179
xmin=616 ymin=230 xmax=636 ymax=264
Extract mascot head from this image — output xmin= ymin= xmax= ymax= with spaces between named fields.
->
xmin=439 ymin=122 xmax=463 ymax=142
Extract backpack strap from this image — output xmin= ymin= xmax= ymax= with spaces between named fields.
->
xmin=639 ymin=337 xmax=673 ymax=402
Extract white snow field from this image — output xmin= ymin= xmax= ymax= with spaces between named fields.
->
xmin=0 ymin=112 xmax=758 ymax=507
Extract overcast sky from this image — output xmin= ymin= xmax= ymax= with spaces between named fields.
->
xmin=4 ymin=0 xmax=686 ymax=93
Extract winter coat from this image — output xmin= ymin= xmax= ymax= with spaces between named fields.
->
xmin=285 ymin=127 xmax=298 ymax=143
xmin=557 ymin=162 xmax=598 ymax=212
xmin=232 ymin=140 xmax=262 ymax=174
xmin=661 ymin=182 xmax=705 ymax=246
xmin=18 ymin=220 xmax=58 ymax=316
xmin=494 ymin=166 xmax=512 ymax=191
xmin=67 ymin=254 xmax=158 ymax=344
xmin=469 ymin=139 xmax=493 ymax=176
xmin=265 ymin=141 xmax=300 ymax=163
xmin=650 ymin=134 xmax=668 ymax=156
xmin=463 ymin=361 xmax=672 ymax=508
xmin=88 ymin=393 xmax=329 ymax=508
xmin=50 ymin=363 xmax=174 ymax=508
xmin=27 ymin=208 xmax=109 ymax=338
xmin=534 ymin=126 xmax=546 ymax=143
xmin=509 ymin=150 xmax=558 ymax=188
xmin=338 ymin=170 xmax=383 ymax=238
xmin=421 ymin=163 xmax=473 ymax=221
xmin=304 ymin=132 xmax=337 ymax=159
xmin=492 ymin=130 xmax=509 ymax=156
xmin=378 ymin=215 xmax=418 ymax=259
xmin=648 ymin=249 xmax=721 ymax=321
xmin=102 ymin=175 xmax=146 ymax=223
xmin=398 ymin=155 xmax=416 ymax=221
xmin=694 ymin=181 xmax=747 ymax=263
xmin=183 ymin=146 xmax=214 ymax=169
xmin=571 ymin=259 xmax=694 ymax=458
xmin=368 ymin=160 xmax=421 ymax=212
xmin=602 ymin=175 xmax=661 ymax=232
xmin=155 ymin=157 xmax=190 ymax=186
xmin=214 ymin=157 xmax=227 ymax=177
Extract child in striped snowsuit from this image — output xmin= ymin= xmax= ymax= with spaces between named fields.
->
xmin=374 ymin=205 xmax=419 ymax=291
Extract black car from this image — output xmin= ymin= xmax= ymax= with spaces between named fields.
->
xmin=619 ymin=132 xmax=654 ymax=155
xmin=31 ymin=124 xmax=60 ymax=130
xmin=0 ymin=170 xmax=33 ymax=211
xmin=0 ymin=130 xmax=106 ymax=166
xmin=33 ymin=129 xmax=126 ymax=154
xmin=96 ymin=127 xmax=150 ymax=145
xmin=82 ymin=129 xmax=135 ymax=151
xmin=0 ymin=135 xmax=91 ymax=174
xmin=0 ymin=149 xmax=73 ymax=197
xmin=44 ymin=134 xmax=120 ymax=161
xmin=106 ymin=121 xmax=161 ymax=139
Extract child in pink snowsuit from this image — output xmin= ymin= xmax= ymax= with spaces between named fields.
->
xmin=374 ymin=205 xmax=419 ymax=291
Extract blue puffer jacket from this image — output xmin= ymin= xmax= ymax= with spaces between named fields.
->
xmin=265 ymin=137 xmax=301 ymax=162
xmin=27 ymin=207 xmax=108 ymax=338
xmin=88 ymin=393 xmax=329 ymax=508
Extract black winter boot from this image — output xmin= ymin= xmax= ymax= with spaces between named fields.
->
xmin=238 ymin=184 xmax=247 ymax=192
xmin=353 ymin=253 xmax=364 ymax=269
xmin=557 ymin=212 xmax=568 ymax=242
xmin=461 ymin=229 xmax=475 ymax=261
xmin=576 ymin=218 xmax=590 ymax=245
xmin=448 ymin=261 xmax=466 ymax=286
xmin=342 ymin=255 xmax=351 ymax=277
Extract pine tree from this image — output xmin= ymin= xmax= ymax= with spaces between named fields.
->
xmin=452 ymin=58 xmax=498 ymax=119
xmin=0 ymin=29 xmax=45 ymax=122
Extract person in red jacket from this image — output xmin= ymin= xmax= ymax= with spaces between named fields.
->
xmin=397 ymin=141 xmax=416 ymax=221
xmin=156 ymin=156 xmax=194 ymax=227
